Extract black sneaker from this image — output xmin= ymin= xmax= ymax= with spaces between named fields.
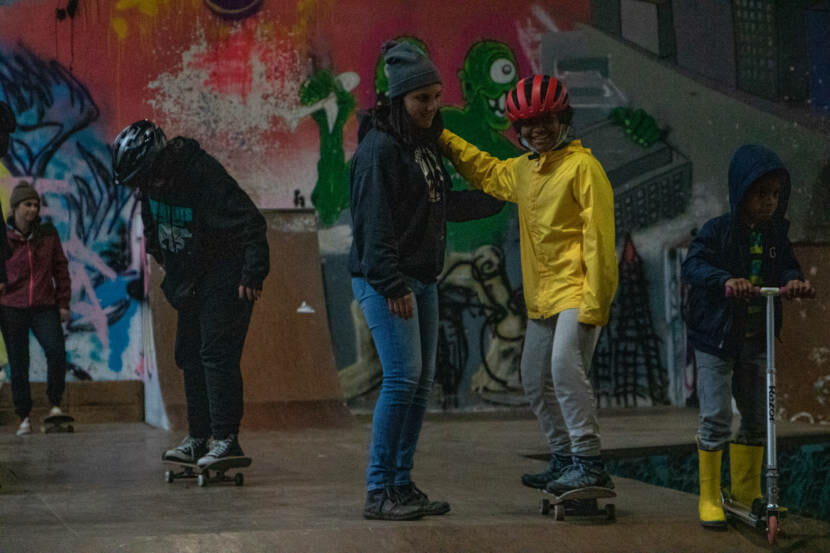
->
xmin=394 ymin=483 xmax=450 ymax=516
xmin=521 ymin=453 xmax=572 ymax=489
xmin=363 ymin=487 xmax=425 ymax=521
xmin=197 ymin=434 xmax=245 ymax=467
xmin=162 ymin=435 xmax=209 ymax=464
xmin=545 ymin=455 xmax=614 ymax=495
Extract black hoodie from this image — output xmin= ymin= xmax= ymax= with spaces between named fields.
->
xmin=349 ymin=118 xmax=503 ymax=298
xmin=682 ymin=144 xmax=803 ymax=358
xmin=140 ymin=137 xmax=269 ymax=309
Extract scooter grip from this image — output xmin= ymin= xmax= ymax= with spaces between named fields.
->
xmin=724 ymin=286 xmax=786 ymax=297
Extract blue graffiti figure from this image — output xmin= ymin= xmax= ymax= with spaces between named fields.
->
xmin=0 ymin=45 xmax=142 ymax=379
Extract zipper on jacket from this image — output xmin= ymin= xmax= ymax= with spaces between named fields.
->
xmin=26 ymin=240 xmax=34 ymax=307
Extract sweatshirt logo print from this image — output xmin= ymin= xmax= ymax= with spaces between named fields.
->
xmin=149 ymin=199 xmax=194 ymax=254
xmin=414 ymin=146 xmax=444 ymax=203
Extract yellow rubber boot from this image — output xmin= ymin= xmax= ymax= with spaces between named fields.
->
xmin=729 ymin=443 xmax=764 ymax=508
xmin=698 ymin=448 xmax=727 ymax=529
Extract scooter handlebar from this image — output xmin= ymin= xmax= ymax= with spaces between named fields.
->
xmin=725 ymin=286 xmax=811 ymax=298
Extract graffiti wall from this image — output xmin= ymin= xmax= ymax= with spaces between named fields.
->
xmin=0 ymin=1 xmax=827 ymax=421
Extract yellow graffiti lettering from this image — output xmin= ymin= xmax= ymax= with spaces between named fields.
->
xmin=111 ymin=17 xmax=129 ymax=40
xmin=116 ymin=0 xmax=160 ymax=17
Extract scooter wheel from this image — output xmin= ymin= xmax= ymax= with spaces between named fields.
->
xmin=767 ymin=515 xmax=778 ymax=545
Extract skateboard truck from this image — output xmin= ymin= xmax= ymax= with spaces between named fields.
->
xmin=41 ymin=414 xmax=74 ymax=433
xmin=163 ymin=456 xmax=252 ymax=487
xmin=540 ymin=486 xmax=616 ymax=522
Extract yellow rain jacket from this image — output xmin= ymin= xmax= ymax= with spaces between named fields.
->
xmin=439 ymin=129 xmax=618 ymax=325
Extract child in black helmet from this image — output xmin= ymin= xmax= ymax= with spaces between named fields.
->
xmin=112 ymin=120 xmax=269 ymax=467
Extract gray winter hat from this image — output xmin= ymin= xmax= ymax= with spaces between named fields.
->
xmin=382 ymin=40 xmax=441 ymax=99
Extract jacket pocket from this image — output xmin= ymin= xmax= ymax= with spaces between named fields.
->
xmin=161 ymin=276 xmax=198 ymax=311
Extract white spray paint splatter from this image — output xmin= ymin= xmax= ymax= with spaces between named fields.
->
xmin=146 ymin=26 xmax=318 ymax=206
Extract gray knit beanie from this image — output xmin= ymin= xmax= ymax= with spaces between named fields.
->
xmin=10 ymin=181 xmax=39 ymax=208
xmin=382 ymin=40 xmax=441 ymax=99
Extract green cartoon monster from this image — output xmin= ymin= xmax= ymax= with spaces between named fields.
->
xmin=300 ymin=36 xmax=425 ymax=226
xmin=299 ymin=70 xmax=357 ymax=225
xmin=442 ymin=40 xmax=520 ymax=250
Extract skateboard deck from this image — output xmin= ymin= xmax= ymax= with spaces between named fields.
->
xmin=540 ymin=486 xmax=617 ymax=521
xmin=41 ymin=414 xmax=74 ymax=433
xmin=163 ymin=455 xmax=252 ymax=487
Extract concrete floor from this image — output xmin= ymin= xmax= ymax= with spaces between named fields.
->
xmin=1 ymin=408 xmax=829 ymax=553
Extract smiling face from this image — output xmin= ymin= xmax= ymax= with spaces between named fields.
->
xmin=742 ymin=171 xmax=783 ymax=228
xmin=518 ymin=113 xmax=562 ymax=153
xmin=14 ymin=198 xmax=40 ymax=229
xmin=403 ymin=83 xmax=443 ymax=129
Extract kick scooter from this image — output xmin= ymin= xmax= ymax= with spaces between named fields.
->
xmin=721 ymin=285 xmax=812 ymax=544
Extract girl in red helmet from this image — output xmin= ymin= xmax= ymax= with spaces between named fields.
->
xmin=440 ymin=74 xmax=618 ymax=494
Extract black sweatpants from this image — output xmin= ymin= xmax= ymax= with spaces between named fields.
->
xmin=174 ymin=280 xmax=253 ymax=440
xmin=0 ymin=305 xmax=66 ymax=419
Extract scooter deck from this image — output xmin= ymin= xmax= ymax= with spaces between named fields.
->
xmin=721 ymin=490 xmax=786 ymax=530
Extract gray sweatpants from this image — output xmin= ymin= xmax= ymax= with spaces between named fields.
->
xmin=695 ymin=347 xmax=767 ymax=451
xmin=521 ymin=309 xmax=602 ymax=457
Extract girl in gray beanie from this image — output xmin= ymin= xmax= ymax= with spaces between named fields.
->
xmin=349 ymin=41 xmax=502 ymax=521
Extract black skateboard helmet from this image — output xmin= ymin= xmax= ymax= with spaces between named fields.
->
xmin=112 ymin=119 xmax=167 ymax=188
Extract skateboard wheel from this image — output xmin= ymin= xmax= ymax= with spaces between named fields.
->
xmin=67 ymin=425 xmax=74 ymax=433
xmin=554 ymin=504 xmax=565 ymax=521
xmin=540 ymin=498 xmax=550 ymax=515
xmin=234 ymin=473 xmax=244 ymax=486
xmin=164 ymin=471 xmax=173 ymax=484
xmin=605 ymin=503 xmax=616 ymax=521
xmin=197 ymin=474 xmax=207 ymax=487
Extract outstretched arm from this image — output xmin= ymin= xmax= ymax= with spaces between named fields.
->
xmin=439 ymin=129 xmax=518 ymax=203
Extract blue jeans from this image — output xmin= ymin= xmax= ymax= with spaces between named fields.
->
xmin=352 ymin=277 xmax=439 ymax=492
xmin=696 ymin=347 xmax=767 ymax=451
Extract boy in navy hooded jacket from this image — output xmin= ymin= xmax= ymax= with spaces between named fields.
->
xmin=682 ymin=145 xmax=814 ymax=529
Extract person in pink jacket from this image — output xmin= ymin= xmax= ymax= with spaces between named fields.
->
xmin=0 ymin=182 xmax=71 ymax=436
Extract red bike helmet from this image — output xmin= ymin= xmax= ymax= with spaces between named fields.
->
xmin=506 ymin=75 xmax=569 ymax=123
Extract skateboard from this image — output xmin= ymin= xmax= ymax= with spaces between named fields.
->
xmin=540 ymin=486 xmax=616 ymax=521
xmin=41 ymin=414 xmax=74 ymax=433
xmin=163 ymin=456 xmax=252 ymax=487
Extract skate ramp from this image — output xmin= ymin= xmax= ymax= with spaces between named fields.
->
xmin=149 ymin=209 xmax=351 ymax=431
xmin=778 ymin=244 xmax=830 ymax=425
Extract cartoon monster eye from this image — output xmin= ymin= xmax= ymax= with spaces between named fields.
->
xmin=490 ymin=59 xmax=516 ymax=84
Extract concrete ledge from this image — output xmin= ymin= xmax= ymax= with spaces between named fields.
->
xmin=163 ymin=399 xmax=354 ymax=432
xmin=0 ymin=380 xmax=144 ymax=425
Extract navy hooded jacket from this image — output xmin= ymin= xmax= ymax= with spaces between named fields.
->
xmin=682 ymin=145 xmax=803 ymax=359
